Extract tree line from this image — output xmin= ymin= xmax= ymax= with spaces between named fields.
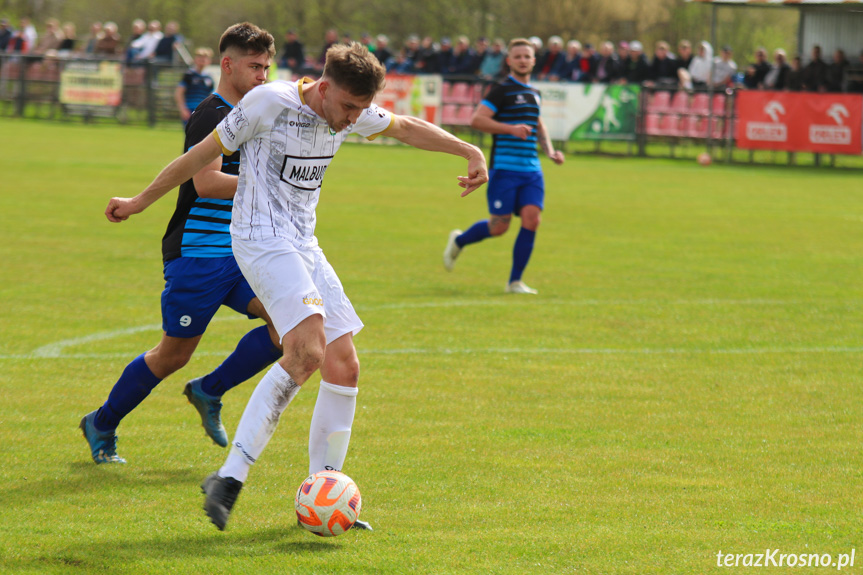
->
xmin=1 ymin=0 xmax=798 ymax=64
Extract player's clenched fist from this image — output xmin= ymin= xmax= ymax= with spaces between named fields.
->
xmin=105 ymin=197 xmax=141 ymax=222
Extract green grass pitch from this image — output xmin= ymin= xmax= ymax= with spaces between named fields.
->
xmin=0 ymin=118 xmax=861 ymax=574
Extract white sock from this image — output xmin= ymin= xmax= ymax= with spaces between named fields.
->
xmin=308 ymin=380 xmax=358 ymax=475
xmin=220 ymin=362 xmax=301 ymax=483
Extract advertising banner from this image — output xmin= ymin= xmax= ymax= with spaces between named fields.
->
xmin=736 ymin=91 xmax=863 ymax=155
xmin=536 ymin=82 xmax=640 ymax=141
xmin=375 ymin=74 xmax=442 ymax=125
xmin=59 ymin=61 xmax=123 ymax=114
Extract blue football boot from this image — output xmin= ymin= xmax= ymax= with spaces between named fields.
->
xmin=183 ymin=377 xmax=228 ymax=447
xmin=79 ymin=410 xmax=126 ymax=464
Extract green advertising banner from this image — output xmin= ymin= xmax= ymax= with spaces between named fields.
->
xmin=536 ymin=82 xmax=640 ymax=141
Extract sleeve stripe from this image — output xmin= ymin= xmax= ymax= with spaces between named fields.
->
xmin=368 ymin=114 xmax=396 ymax=141
xmin=212 ymin=128 xmax=233 ymax=155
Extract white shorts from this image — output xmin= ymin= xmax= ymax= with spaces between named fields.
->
xmin=231 ymin=235 xmax=363 ymax=345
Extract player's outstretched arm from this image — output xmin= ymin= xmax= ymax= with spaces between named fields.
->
xmin=105 ymin=134 xmax=224 ymax=222
xmin=537 ymin=118 xmax=565 ymax=165
xmin=471 ymin=105 xmax=532 ymax=140
xmin=384 ymin=114 xmax=488 ymax=197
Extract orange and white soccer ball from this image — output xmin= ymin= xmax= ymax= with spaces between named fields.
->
xmin=295 ymin=471 xmax=362 ymax=537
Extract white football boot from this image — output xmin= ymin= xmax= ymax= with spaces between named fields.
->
xmin=442 ymin=229 xmax=463 ymax=271
xmin=506 ymin=280 xmax=538 ymax=294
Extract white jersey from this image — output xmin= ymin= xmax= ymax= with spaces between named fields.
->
xmin=214 ymin=79 xmax=393 ymax=249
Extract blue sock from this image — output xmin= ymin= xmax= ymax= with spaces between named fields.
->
xmin=456 ymin=220 xmax=492 ymax=248
xmin=94 ymin=353 xmax=162 ymax=432
xmin=509 ymin=227 xmax=536 ymax=283
xmin=200 ymin=325 xmax=282 ymax=397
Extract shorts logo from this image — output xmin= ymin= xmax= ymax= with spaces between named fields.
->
xmin=302 ymin=291 xmax=323 ymax=306
xmin=179 ymin=315 xmax=192 ymax=327
xmin=494 ymin=200 xmax=503 ymax=209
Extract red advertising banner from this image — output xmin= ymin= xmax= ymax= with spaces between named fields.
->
xmin=736 ymin=91 xmax=863 ymax=155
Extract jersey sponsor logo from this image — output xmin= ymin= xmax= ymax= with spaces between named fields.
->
xmin=366 ymin=108 xmax=386 ymax=119
xmin=302 ymin=291 xmax=323 ymax=306
xmin=289 ymin=120 xmax=312 ymax=127
xmin=279 ymin=155 xmax=333 ymax=186
xmin=288 ymin=163 xmax=329 ymax=182
xmin=232 ymin=103 xmax=249 ymax=130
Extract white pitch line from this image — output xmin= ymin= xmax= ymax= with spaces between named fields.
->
xmin=356 ymin=298 xmax=812 ymax=311
xmin=30 ymin=323 xmax=164 ymax=358
xmin=6 ymin=298 xmax=861 ymax=361
xmin=3 ymin=346 xmax=863 ymax=361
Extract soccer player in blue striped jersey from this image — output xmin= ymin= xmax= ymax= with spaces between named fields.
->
xmin=80 ymin=23 xmax=280 ymax=464
xmin=443 ymin=38 xmax=564 ymax=294
xmin=175 ymin=47 xmax=215 ymax=126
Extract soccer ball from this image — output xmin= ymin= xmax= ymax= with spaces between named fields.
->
xmin=697 ymin=152 xmax=712 ymax=166
xmin=295 ymin=470 xmax=362 ymax=537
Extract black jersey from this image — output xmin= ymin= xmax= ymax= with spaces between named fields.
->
xmin=162 ymin=93 xmax=239 ymax=261
xmin=480 ymin=76 xmax=542 ymax=172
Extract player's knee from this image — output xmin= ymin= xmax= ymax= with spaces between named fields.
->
xmin=153 ymin=348 xmax=193 ymax=376
xmin=489 ymin=219 xmax=510 ymax=236
xmin=296 ymin=344 xmax=325 ymax=377
xmin=341 ymin=355 xmax=360 ymax=386
xmin=322 ymin=342 xmax=360 ymax=386
xmin=521 ymin=207 xmax=541 ymax=231
xmin=293 ymin=335 xmax=326 ymax=377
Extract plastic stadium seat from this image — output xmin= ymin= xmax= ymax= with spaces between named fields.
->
xmin=670 ymin=91 xmax=690 ymax=113
xmin=712 ymin=93 xmax=727 ymax=116
xmin=644 ymin=113 xmax=662 ymax=135
xmin=441 ymin=81 xmax=453 ymax=101
xmin=659 ymin=114 xmax=683 ymax=137
xmin=449 ymin=82 xmax=474 ymax=104
xmin=648 ymin=90 xmax=671 ymax=113
xmin=456 ymin=104 xmax=474 ymax=125
xmin=710 ymin=117 xmax=726 ymax=139
xmin=441 ymin=104 xmax=459 ymax=124
xmin=691 ymin=93 xmax=710 ymax=115
xmin=685 ymin=116 xmax=708 ymax=139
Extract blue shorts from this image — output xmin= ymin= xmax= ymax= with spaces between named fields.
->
xmin=486 ymin=169 xmax=545 ymax=216
xmin=161 ymin=256 xmax=257 ymax=338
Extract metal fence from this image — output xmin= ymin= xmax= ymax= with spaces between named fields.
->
xmin=3 ymin=56 xmax=859 ymax=167
xmin=0 ymin=53 xmax=187 ymax=126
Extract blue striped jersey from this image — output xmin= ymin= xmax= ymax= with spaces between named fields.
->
xmin=481 ymin=76 xmax=542 ymax=172
xmin=162 ymin=93 xmax=238 ymax=261
xmin=178 ymin=69 xmax=215 ymax=113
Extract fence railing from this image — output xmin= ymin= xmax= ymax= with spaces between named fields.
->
xmin=4 ymin=56 xmax=859 ymax=165
xmin=0 ymin=53 xmax=188 ymax=126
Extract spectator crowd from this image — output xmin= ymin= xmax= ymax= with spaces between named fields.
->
xmin=280 ymin=29 xmax=863 ymax=94
xmin=2 ymin=16 xmax=863 ymax=93
xmin=0 ymin=16 xmax=184 ymax=65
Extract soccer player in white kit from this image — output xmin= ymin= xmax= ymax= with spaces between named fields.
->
xmin=122 ymin=42 xmax=488 ymax=530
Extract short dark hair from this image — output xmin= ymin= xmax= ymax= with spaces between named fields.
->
xmin=219 ymin=22 xmax=275 ymax=59
xmin=323 ymin=42 xmax=386 ymax=98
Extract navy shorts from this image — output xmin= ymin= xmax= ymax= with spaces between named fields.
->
xmin=486 ymin=169 xmax=545 ymax=216
xmin=161 ymin=256 xmax=257 ymax=338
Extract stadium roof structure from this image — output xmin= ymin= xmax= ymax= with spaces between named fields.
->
xmin=687 ymin=0 xmax=863 ymax=4
xmin=687 ymin=0 xmax=863 ymax=62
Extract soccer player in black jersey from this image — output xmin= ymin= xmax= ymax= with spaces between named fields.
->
xmin=443 ymin=38 xmax=565 ymax=294
xmin=81 ymin=23 xmax=279 ymax=464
